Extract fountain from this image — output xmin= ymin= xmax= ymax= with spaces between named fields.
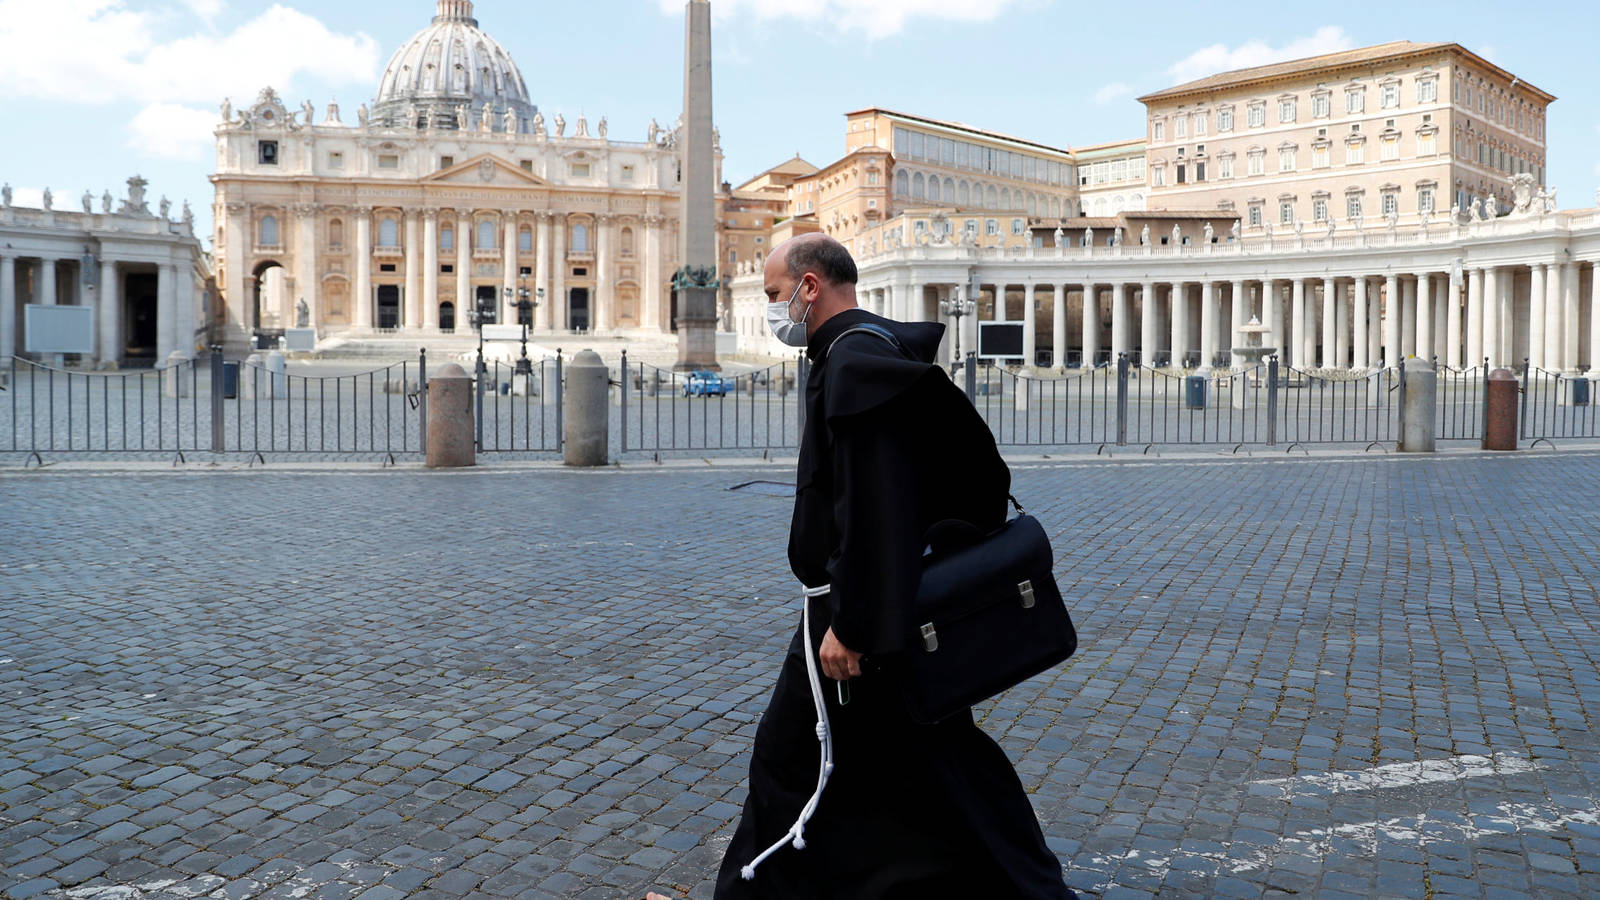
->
xmin=1230 ymin=316 xmax=1276 ymax=409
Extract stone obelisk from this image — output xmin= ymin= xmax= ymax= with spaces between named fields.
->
xmin=674 ymin=0 xmax=719 ymax=371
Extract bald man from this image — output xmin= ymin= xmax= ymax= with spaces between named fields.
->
xmin=708 ymin=234 xmax=1077 ymax=898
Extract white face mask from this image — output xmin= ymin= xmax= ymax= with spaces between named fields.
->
xmin=766 ymin=280 xmax=812 ymax=347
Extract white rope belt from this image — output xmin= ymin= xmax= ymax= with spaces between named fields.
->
xmin=740 ymin=583 xmax=836 ymax=881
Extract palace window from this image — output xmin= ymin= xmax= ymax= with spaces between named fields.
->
xmin=1176 ymin=115 xmax=1188 ymax=138
xmin=440 ymin=156 xmax=454 ymax=169
xmin=1417 ymin=78 xmax=1438 ymax=104
xmin=1279 ymin=201 xmax=1294 ymax=225
xmin=1248 ymin=203 xmax=1263 ymax=226
xmin=986 ymin=219 xmax=999 ymax=236
xmin=1418 ymin=132 xmax=1436 ymax=155
xmin=1195 ymin=162 xmax=1207 ymax=182
xmin=1278 ymin=147 xmax=1297 ymax=172
xmin=1347 ymin=140 xmax=1365 ymax=164
xmin=328 ymin=218 xmax=344 ymax=249
xmin=1217 ymin=107 xmax=1234 ymax=132
xmin=1152 ymin=166 xmax=1165 ymax=186
xmin=377 ymin=154 xmax=399 ymax=169
xmin=378 ymin=218 xmax=398 ymax=247
xmin=328 ymin=151 xmax=343 ymax=169
xmin=1312 ymin=92 xmax=1331 ymax=118
xmin=477 ymin=220 xmax=496 ymax=250
xmin=1278 ymin=98 xmax=1297 ymax=123
xmin=1313 ymin=197 xmax=1329 ymax=222
xmin=1381 ymin=135 xmax=1400 ymax=161
xmin=1381 ymin=191 xmax=1399 ymax=217
xmin=571 ymin=162 xmax=591 ymax=177
xmin=1247 ymin=150 xmax=1265 ymax=176
xmin=258 ymin=141 xmax=278 ymax=166
xmin=571 ymin=223 xmax=589 ymax=253
xmin=1313 ymin=145 xmax=1330 ymax=168
xmin=1247 ymin=102 xmax=1266 ymax=127
xmin=440 ymin=226 xmax=453 ymax=251
xmin=1346 ymin=194 xmax=1363 ymax=219
xmin=1153 ymin=120 xmax=1165 ymax=141
xmin=621 ymin=165 xmax=635 ymax=182
xmin=1011 ymin=218 xmax=1025 ymax=235
xmin=1418 ymin=186 xmax=1436 ymax=213
xmin=1345 ymin=89 xmax=1365 ymax=114
xmin=519 ymin=227 xmax=533 ymax=253
xmin=258 ymin=215 xmax=279 ymax=246
xmin=1193 ymin=112 xmax=1207 ymax=136
xmin=1381 ymin=82 xmax=1400 ymax=109
xmin=1218 ymin=154 xmax=1234 ymax=179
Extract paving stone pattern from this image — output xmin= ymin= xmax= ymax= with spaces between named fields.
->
xmin=3 ymin=452 xmax=1600 ymax=898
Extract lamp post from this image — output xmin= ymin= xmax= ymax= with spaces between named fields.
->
xmin=507 ymin=275 xmax=536 ymax=376
xmin=940 ymin=292 xmax=975 ymax=373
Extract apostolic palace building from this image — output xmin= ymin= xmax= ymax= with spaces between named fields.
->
xmin=731 ymin=41 xmax=1600 ymax=377
xmin=209 ymin=0 xmax=722 ymax=354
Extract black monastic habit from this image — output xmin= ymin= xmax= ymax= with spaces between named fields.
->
xmin=715 ymin=309 xmax=1075 ymax=899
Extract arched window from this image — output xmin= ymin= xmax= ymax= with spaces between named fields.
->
xmin=1093 ymin=197 xmax=1108 ymax=216
xmin=1026 ymin=194 xmax=1037 ymax=216
xmin=895 ymin=170 xmax=909 ymax=196
xmin=1112 ymin=194 xmax=1125 ymax=214
xmin=1130 ymin=193 xmax=1144 ymax=209
xmin=1049 ymin=197 xmax=1060 ymax=217
xmin=377 ymin=217 xmax=398 ymax=247
xmin=328 ymin=218 xmax=343 ymax=249
xmin=912 ymin=172 xmax=925 ymax=200
xmin=1000 ymin=188 xmax=1011 ymax=210
xmin=259 ymin=215 xmax=279 ymax=247
xmin=572 ymin=223 xmax=589 ymax=253
xmin=958 ymin=181 xmax=970 ymax=206
xmin=986 ymin=185 xmax=997 ymax=209
xmin=477 ymin=219 xmax=496 ymax=250
xmin=927 ymin=177 xmax=939 ymax=202
xmin=440 ymin=225 xmax=454 ymax=251
xmin=518 ymin=226 xmax=533 ymax=253
xmin=620 ymin=227 xmax=635 ymax=256
xmin=943 ymin=177 xmax=955 ymax=201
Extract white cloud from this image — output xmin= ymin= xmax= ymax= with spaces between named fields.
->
xmin=181 ymin=0 xmax=225 ymax=23
xmin=1167 ymin=26 xmax=1354 ymax=85
xmin=0 ymin=1 xmax=378 ymax=105
xmin=128 ymin=102 xmax=218 ymax=160
xmin=654 ymin=0 xmax=1021 ymax=39
xmin=1093 ymin=82 xmax=1134 ymax=106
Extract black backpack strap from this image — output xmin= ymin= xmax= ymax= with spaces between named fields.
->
xmin=824 ymin=323 xmax=901 ymax=359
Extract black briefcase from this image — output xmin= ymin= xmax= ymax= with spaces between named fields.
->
xmin=898 ymin=514 xmax=1077 ymax=724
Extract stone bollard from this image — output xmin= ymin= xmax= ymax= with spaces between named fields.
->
xmin=162 ymin=351 xmax=190 ymax=398
xmin=240 ymin=352 xmax=263 ymax=399
xmin=564 ymin=349 xmax=609 ymax=466
xmin=1399 ymin=358 xmax=1437 ymax=452
xmin=426 ymin=363 xmax=475 ymax=468
xmin=1482 ymin=368 xmax=1519 ymax=451
xmin=265 ymin=351 xmax=287 ymax=399
xmin=1013 ymin=374 xmax=1030 ymax=411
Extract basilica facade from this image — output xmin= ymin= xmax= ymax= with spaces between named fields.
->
xmin=211 ymin=0 xmax=720 ymax=353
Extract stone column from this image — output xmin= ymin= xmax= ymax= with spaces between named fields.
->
xmin=594 ymin=214 xmax=612 ymax=331
xmin=1170 ymin=282 xmax=1186 ymax=366
xmin=1528 ymin=263 xmax=1547 ymax=370
xmin=452 ymin=210 xmax=471 ymax=326
xmin=1416 ymin=273 xmax=1433 ymax=363
xmin=1562 ymin=262 xmax=1580 ymax=372
xmin=1368 ymin=282 xmax=1381 ymax=367
xmin=1401 ymin=277 xmax=1417 ymax=358
xmin=0 ymin=254 xmax=15 ymax=361
xmin=1544 ymin=262 xmax=1563 ymax=370
xmin=1384 ymin=274 xmax=1401 ymax=366
xmin=1588 ymin=265 xmax=1600 ymax=374
xmin=422 ymin=210 xmax=439 ymax=330
xmin=992 ymin=283 xmax=1007 ymax=323
xmin=551 ymin=213 xmax=567 ymax=331
xmin=40 ymin=257 xmax=57 ymax=308
xmin=175 ymin=262 xmax=195 ymax=356
xmin=294 ymin=204 xmax=318 ymax=332
xmin=1321 ymin=276 xmax=1336 ymax=368
xmin=1467 ymin=268 xmax=1485 ymax=366
xmin=1137 ymin=281 xmax=1154 ymax=366
xmin=536 ymin=212 xmax=554 ymax=331
xmin=503 ymin=213 xmax=519 ymax=325
xmin=1482 ymin=267 xmax=1500 ymax=368
xmin=156 ymin=263 xmax=176 ymax=360
xmin=1352 ymin=276 xmax=1369 ymax=368
xmin=1082 ymin=285 xmax=1100 ymax=367
xmin=1052 ymin=283 xmax=1066 ymax=367
xmin=1334 ymin=281 xmax=1349 ymax=368
xmin=1198 ymin=281 xmax=1217 ymax=369
xmin=1022 ymin=282 xmax=1038 ymax=366
xmin=97 ymin=259 xmax=120 ymax=365
xmin=1445 ymin=268 xmax=1463 ymax=369
xmin=404 ymin=211 xmax=422 ymax=330
xmin=354 ymin=207 xmax=373 ymax=329
xmin=1290 ymin=279 xmax=1306 ymax=369
xmin=1228 ymin=280 xmax=1246 ymax=366
xmin=1262 ymin=280 xmax=1279 ymax=354
xmin=1112 ymin=282 xmax=1129 ymax=362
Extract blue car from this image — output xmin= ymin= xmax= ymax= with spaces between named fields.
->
xmin=683 ymin=370 xmax=732 ymax=397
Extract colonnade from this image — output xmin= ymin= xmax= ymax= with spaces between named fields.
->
xmin=0 ymin=251 xmax=196 ymax=365
xmin=854 ymin=262 xmax=1599 ymax=373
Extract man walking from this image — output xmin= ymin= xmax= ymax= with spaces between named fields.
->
xmin=712 ymin=234 xmax=1077 ymax=898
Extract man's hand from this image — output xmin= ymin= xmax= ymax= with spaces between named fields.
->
xmin=819 ymin=627 xmax=862 ymax=682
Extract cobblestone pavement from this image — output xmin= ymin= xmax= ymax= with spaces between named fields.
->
xmin=3 ymin=451 xmax=1600 ymax=899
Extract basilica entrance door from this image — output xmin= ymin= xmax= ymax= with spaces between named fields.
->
xmin=475 ymin=286 xmax=498 ymax=325
xmin=376 ymin=285 xmax=400 ymax=329
xmin=569 ymin=287 xmax=590 ymax=332
xmin=439 ymin=302 xmax=455 ymax=333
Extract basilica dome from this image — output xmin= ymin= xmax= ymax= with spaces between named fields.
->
xmin=372 ymin=1 xmax=537 ymax=132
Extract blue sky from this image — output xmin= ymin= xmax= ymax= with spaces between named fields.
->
xmin=1 ymin=0 xmax=1594 ymax=248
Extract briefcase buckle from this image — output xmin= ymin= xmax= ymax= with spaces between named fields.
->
xmin=1018 ymin=580 xmax=1036 ymax=609
xmin=920 ymin=623 xmax=939 ymax=652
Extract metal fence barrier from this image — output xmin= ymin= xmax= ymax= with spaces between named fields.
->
xmin=618 ymin=351 xmax=806 ymax=457
xmin=473 ymin=352 xmax=563 ymax=455
xmin=1521 ymin=365 xmax=1600 ymax=444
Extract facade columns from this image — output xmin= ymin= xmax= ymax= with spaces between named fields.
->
xmin=1262 ymin=280 xmax=1279 ymax=355
xmin=1416 ymin=273 xmax=1433 ymax=362
xmin=1228 ymin=280 xmax=1246 ymax=366
xmin=1198 ymin=281 xmax=1217 ymax=369
xmin=535 ymin=213 xmax=553 ymax=331
xmin=503 ymin=213 xmax=519 ymax=325
xmin=354 ymin=208 xmax=373 ymax=330
xmin=295 ymin=205 xmax=318 ymax=332
xmin=643 ymin=214 xmax=663 ymax=334
xmin=1383 ymin=274 xmax=1401 ymax=366
xmin=1334 ymin=281 xmax=1349 ymax=368
xmin=1445 ymin=268 xmax=1463 ymax=368
xmin=1545 ymin=262 xmax=1564 ymax=370
xmin=1170 ymin=282 xmax=1186 ymax=366
xmin=156 ymin=263 xmax=176 ymax=361
xmin=551 ymin=214 xmax=567 ymax=331
xmin=422 ymin=210 xmax=439 ymax=330
xmin=1317 ymin=277 xmax=1334 ymax=368
xmin=1111 ymin=282 xmax=1129 ymax=362
xmin=404 ymin=211 xmax=421 ymax=331
xmin=1352 ymin=276 xmax=1369 ymax=368
xmin=1400 ymin=277 xmax=1417 ymax=358
xmin=1562 ymin=262 xmax=1580 ymax=372
xmin=1137 ymin=282 xmax=1154 ymax=366
xmin=1022 ymin=283 xmax=1038 ymax=366
xmin=1082 ymin=285 xmax=1099 ymax=366
xmin=0 ymin=254 xmax=15 ymax=360
xmin=1052 ymin=284 xmax=1066 ymax=368
xmin=1290 ymin=279 xmax=1305 ymax=369
xmin=1483 ymin=267 xmax=1501 ymax=368
xmin=40 ymin=257 xmax=57 ymax=307
xmin=175 ymin=262 xmax=195 ymax=356
xmin=1589 ymin=264 xmax=1600 ymax=374
xmin=455 ymin=209 xmax=471 ymax=327
xmin=594 ymin=214 xmax=612 ymax=331
xmin=1528 ymin=263 xmax=1547 ymax=370
xmin=1467 ymin=268 xmax=1485 ymax=365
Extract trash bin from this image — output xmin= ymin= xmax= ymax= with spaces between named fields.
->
xmin=1184 ymin=375 xmax=1207 ymax=409
xmin=1573 ymin=378 xmax=1591 ymax=407
xmin=222 ymin=361 xmax=239 ymax=399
